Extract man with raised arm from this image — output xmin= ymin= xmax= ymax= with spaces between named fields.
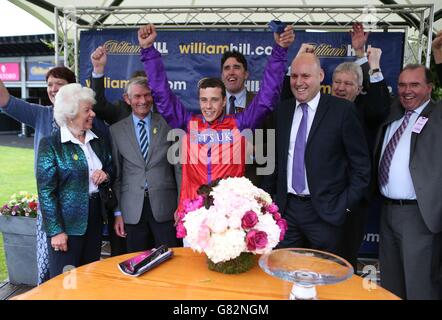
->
xmin=138 ymin=24 xmax=294 ymax=210
xmin=432 ymin=30 xmax=442 ymax=84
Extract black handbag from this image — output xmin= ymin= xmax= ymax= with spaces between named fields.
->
xmin=98 ymin=182 xmax=118 ymax=211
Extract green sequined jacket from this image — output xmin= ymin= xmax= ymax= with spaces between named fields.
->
xmin=36 ymin=129 xmax=112 ymax=237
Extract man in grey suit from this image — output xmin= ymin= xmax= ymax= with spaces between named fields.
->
xmin=110 ymin=77 xmax=180 ymax=252
xmin=374 ymin=64 xmax=442 ymax=300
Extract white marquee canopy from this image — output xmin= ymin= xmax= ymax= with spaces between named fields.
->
xmin=7 ymin=0 xmax=442 ymax=72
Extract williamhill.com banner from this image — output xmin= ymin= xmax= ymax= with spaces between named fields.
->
xmin=79 ymin=29 xmax=404 ymax=257
xmin=79 ymin=28 xmax=404 ymax=112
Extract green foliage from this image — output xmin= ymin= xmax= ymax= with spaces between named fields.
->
xmin=207 ymin=252 xmax=255 ymax=274
xmin=0 ymin=146 xmax=36 ymax=282
xmin=432 ymin=87 xmax=442 ymax=101
xmin=430 ymin=54 xmax=442 ymax=101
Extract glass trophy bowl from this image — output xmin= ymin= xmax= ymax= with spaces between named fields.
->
xmin=259 ymin=248 xmax=354 ymax=300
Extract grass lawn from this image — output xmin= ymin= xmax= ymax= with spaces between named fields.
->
xmin=0 ymin=146 xmax=36 ymax=282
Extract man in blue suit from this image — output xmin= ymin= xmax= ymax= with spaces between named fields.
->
xmin=262 ymin=53 xmax=371 ymax=254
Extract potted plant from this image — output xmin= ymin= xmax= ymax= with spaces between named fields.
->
xmin=0 ymin=191 xmax=38 ymax=286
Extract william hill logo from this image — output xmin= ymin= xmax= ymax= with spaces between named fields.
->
xmin=104 ymin=40 xmax=168 ymax=55
xmin=307 ymin=43 xmax=347 ymax=57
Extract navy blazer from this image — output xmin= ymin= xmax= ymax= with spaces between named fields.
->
xmin=37 ymin=128 xmax=112 ymax=237
xmin=262 ymin=93 xmax=371 ymax=226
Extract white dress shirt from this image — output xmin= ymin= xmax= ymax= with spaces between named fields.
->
xmin=226 ymin=88 xmax=247 ymax=111
xmin=287 ymin=91 xmax=321 ymax=195
xmin=61 ymin=126 xmax=103 ymax=194
xmin=379 ymin=101 xmax=429 ymax=199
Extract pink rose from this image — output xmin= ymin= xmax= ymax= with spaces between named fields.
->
xmin=185 ymin=196 xmax=204 ymax=212
xmin=276 ymin=218 xmax=288 ymax=241
xmin=266 ymin=203 xmax=279 ymax=214
xmin=241 ymin=210 xmax=258 ymax=229
xmin=272 ymin=212 xmax=281 ymax=221
xmin=246 ymin=229 xmax=268 ymax=251
xmin=193 ymin=195 xmax=204 ymax=209
xmin=176 ymin=221 xmax=187 ymax=238
xmin=182 ymin=199 xmax=191 ymax=210
xmin=175 ymin=210 xmax=186 ymax=221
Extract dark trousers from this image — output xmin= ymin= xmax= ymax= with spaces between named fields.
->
xmin=379 ymin=202 xmax=441 ymax=300
xmin=279 ymin=194 xmax=342 ymax=254
xmin=47 ymin=195 xmax=102 ymax=279
xmin=125 ymin=194 xmax=181 ymax=253
xmin=106 ymin=209 xmax=127 ymax=256
xmin=337 ymin=199 xmax=370 ymax=271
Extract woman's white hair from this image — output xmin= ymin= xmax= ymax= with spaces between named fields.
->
xmin=53 ymin=83 xmax=96 ymax=127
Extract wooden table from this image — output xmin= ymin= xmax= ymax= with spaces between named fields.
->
xmin=14 ymin=248 xmax=399 ymax=300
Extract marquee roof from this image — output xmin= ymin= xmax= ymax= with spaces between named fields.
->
xmin=9 ymin=0 xmax=442 ymax=33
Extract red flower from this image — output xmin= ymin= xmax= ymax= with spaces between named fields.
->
xmin=276 ymin=218 xmax=288 ymax=241
xmin=176 ymin=221 xmax=187 ymax=238
xmin=272 ymin=212 xmax=281 ymax=221
xmin=29 ymin=201 xmax=37 ymax=211
xmin=175 ymin=210 xmax=186 ymax=221
xmin=241 ymin=210 xmax=258 ymax=229
xmin=266 ymin=203 xmax=279 ymax=214
xmin=246 ymin=229 xmax=268 ymax=251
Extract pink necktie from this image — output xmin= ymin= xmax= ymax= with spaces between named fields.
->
xmin=378 ymin=111 xmax=413 ymax=187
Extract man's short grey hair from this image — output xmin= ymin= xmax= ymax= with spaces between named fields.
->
xmin=124 ymin=76 xmax=149 ymax=96
xmin=53 ymin=83 xmax=96 ymax=127
xmin=333 ymin=62 xmax=363 ymax=87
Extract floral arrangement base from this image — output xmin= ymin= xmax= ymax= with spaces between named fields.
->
xmin=207 ymin=252 xmax=255 ymax=274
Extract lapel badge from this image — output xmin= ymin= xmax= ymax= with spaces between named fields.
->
xmin=73 ymin=153 xmax=79 ymax=161
xmin=153 ymin=127 xmax=158 ymax=135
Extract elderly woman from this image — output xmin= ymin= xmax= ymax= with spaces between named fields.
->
xmin=0 ymin=68 xmax=109 ymax=283
xmin=0 ymin=67 xmax=78 ymax=284
xmin=36 ymin=83 xmax=112 ymax=278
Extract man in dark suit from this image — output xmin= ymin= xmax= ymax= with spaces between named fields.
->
xmin=90 ymin=46 xmax=140 ymax=125
xmin=281 ymin=24 xmax=390 ymax=269
xmin=331 ymin=36 xmax=390 ymax=269
xmin=110 ymin=77 xmax=181 ymax=252
xmin=221 ymin=51 xmax=255 ymax=114
xmin=221 ymin=50 xmax=272 ymax=186
xmin=374 ymin=64 xmax=442 ymax=300
xmin=262 ymin=52 xmax=371 ymax=254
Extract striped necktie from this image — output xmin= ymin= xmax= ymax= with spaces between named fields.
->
xmin=137 ymin=119 xmax=149 ymax=161
xmin=378 ymin=110 xmax=413 ymax=187
xmin=228 ymin=95 xmax=236 ymax=114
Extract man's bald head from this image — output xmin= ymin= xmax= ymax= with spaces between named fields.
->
xmin=290 ymin=53 xmax=324 ymax=103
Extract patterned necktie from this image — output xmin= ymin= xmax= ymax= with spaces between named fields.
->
xmin=228 ymin=96 xmax=236 ymax=114
xmin=292 ymin=103 xmax=308 ymax=193
xmin=378 ymin=110 xmax=413 ymax=187
xmin=137 ymin=119 xmax=149 ymax=162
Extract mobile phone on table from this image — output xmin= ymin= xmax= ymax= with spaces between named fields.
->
xmin=118 ymin=245 xmax=173 ymax=276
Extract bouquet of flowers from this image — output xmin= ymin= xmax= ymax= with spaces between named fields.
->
xmin=0 ymin=191 xmax=38 ymax=218
xmin=175 ymin=177 xmax=287 ymax=274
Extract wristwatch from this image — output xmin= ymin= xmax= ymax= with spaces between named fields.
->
xmin=368 ymin=68 xmax=381 ymax=76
